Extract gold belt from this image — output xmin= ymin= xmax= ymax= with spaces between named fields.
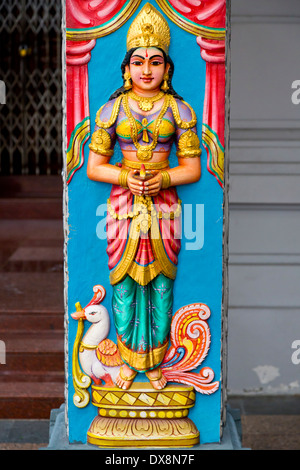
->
xmin=122 ymin=158 xmax=169 ymax=170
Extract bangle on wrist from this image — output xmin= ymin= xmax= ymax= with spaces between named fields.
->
xmin=161 ymin=170 xmax=171 ymax=189
xmin=118 ymin=168 xmax=130 ymax=188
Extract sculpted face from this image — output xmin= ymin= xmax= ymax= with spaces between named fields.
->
xmin=126 ymin=47 xmax=170 ymax=94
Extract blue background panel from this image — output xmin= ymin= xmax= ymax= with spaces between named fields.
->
xmin=67 ymin=0 xmax=224 ymax=445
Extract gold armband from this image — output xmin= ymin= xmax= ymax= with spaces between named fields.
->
xmin=89 ymin=128 xmax=114 ymax=157
xmin=176 ymin=130 xmax=202 ymax=158
xmin=161 ymin=170 xmax=171 ymax=189
xmin=119 ymin=169 xmax=130 ymax=188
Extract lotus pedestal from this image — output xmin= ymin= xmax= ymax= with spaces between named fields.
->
xmin=87 ymin=382 xmax=200 ymax=448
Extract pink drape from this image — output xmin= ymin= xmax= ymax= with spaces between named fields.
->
xmin=106 ymin=186 xmax=181 ymax=270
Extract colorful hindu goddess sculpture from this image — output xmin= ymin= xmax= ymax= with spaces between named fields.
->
xmin=87 ymin=4 xmax=201 ymax=392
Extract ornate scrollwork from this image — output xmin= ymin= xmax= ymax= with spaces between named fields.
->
xmin=72 ymin=303 xmax=91 ymax=408
xmin=161 ymin=303 xmax=219 ymax=394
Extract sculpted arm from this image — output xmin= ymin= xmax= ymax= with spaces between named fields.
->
xmin=167 ymin=156 xmax=201 ymax=186
xmin=86 ymin=100 xmax=142 ymax=195
xmin=87 ymin=151 xmax=119 ymax=185
xmin=87 ymin=150 xmax=142 ymax=196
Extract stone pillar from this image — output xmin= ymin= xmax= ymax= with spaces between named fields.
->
xmin=58 ymin=0 xmax=233 ymax=450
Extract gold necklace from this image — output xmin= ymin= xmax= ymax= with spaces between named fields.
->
xmin=128 ymin=90 xmax=165 ymax=112
xmin=122 ymin=93 xmax=171 ymax=161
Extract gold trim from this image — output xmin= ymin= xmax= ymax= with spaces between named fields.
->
xmin=92 ymin=382 xmax=194 ymax=392
xmin=160 ymin=170 xmax=171 ymax=189
xmin=67 ymin=118 xmax=91 ymax=183
xmin=72 ymin=309 xmax=91 ymax=408
xmin=118 ymin=168 xmax=130 ymax=188
xmin=127 ymin=258 xmax=162 ymax=286
xmin=126 ymin=3 xmax=171 ymax=54
xmin=152 ymin=202 xmax=182 ymax=220
xmin=109 ymin=214 xmax=140 ymax=285
xmin=128 ymin=90 xmax=165 ymax=112
xmin=95 ymin=94 xmax=123 ymax=129
xmin=108 ymin=194 xmax=179 ymax=285
xmin=169 ymin=96 xmax=197 ymax=129
xmin=107 ymin=197 xmax=138 ymax=220
xmin=87 ymin=383 xmax=199 ymax=448
xmin=87 ymin=430 xmax=199 ymax=448
xmin=176 ymin=129 xmax=202 ymax=158
xmin=122 ymin=158 xmax=170 ymax=170
xmin=117 ymin=338 xmax=169 ymax=371
xmin=122 ymin=92 xmax=171 ymax=161
xmin=150 ymin=214 xmax=177 ymax=280
xmin=94 ymin=408 xmax=189 ymax=419
xmin=66 ymin=0 xmax=142 ymax=41
xmin=88 ymin=128 xmax=113 ymax=156
xmin=79 ymin=342 xmax=98 ymax=352
xmin=91 ymin=383 xmax=196 ymax=409
xmin=145 ymin=368 xmax=162 ymax=381
xmin=107 ymin=196 xmax=182 ymax=221
xmin=156 ymin=0 xmax=226 ymax=40
xmin=119 ymin=366 xmax=137 ymax=382
xmin=202 ymin=124 xmax=224 ymax=184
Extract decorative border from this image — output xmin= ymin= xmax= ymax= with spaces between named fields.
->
xmin=67 ymin=117 xmax=91 ymax=184
xmin=202 ymin=123 xmax=224 ymax=186
xmin=156 ymin=0 xmax=226 ymax=39
xmin=66 ymin=0 xmax=142 ymax=41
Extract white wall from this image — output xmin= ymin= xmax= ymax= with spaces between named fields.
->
xmin=227 ymin=0 xmax=300 ymax=395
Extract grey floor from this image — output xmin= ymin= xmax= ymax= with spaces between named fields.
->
xmin=0 ymin=396 xmax=299 ymax=450
xmin=229 ymin=396 xmax=300 ymax=450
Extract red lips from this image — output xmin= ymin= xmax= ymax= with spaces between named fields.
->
xmin=141 ymin=77 xmax=153 ymax=82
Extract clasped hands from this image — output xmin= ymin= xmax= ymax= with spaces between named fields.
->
xmin=127 ymin=170 xmax=162 ymax=197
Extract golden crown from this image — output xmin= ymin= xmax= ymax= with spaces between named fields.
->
xmin=127 ymin=3 xmax=170 ymax=55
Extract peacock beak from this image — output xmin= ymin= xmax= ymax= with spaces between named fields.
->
xmin=71 ymin=309 xmax=86 ymax=320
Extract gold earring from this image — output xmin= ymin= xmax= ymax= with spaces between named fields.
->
xmin=124 ymin=71 xmax=132 ymax=90
xmin=161 ymin=72 xmax=169 ymax=92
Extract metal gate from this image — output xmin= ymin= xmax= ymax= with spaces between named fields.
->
xmin=0 ymin=0 xmax=62 ymax=175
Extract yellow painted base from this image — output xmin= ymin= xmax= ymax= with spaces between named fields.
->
xmin=87 ymin=417 xmax=199 ymax=448
xmin=87 ymin=382 xmax=200 ymax=448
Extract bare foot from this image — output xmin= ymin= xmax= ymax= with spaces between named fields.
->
xmin=146 ymin=367 xmax=167 ymax=390
xmin=115 ymin=364 xmax=137 ymax=390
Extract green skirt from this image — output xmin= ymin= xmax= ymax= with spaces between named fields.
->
xmin=112 ymin=274 xmax=173 ymax=372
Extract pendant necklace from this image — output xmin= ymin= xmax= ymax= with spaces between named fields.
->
xmin=122 ymin=93 xmax=171 ymax=161
xmin=128 ymin=90 xmax=165 ymax=112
